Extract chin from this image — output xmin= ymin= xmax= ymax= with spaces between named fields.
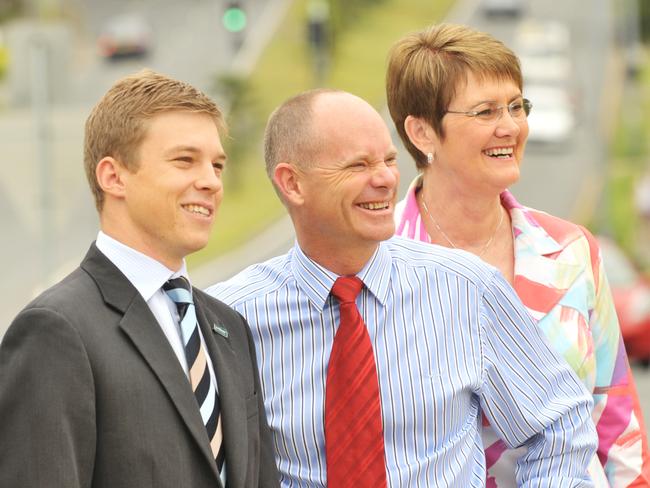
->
xmin=364 ymin=227 xmax=395 ymax=244
xmin=183 ymin=236 xmax=211 ymax=256
xmin=499 ymin=166 xmax=520 ymax=187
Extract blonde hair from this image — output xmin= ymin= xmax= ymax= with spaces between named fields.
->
xmin=386 ymin=23 xmax=522 ymax=169
xmin=84 ymin=69 xmax=225 ymax=210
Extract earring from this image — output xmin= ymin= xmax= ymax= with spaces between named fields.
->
xmin=426 ymin=152 xmax=434 ymax=165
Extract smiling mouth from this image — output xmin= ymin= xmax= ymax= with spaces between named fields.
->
xmin=484 ymin=147 xmax=514 ymax=159
xmin=182 ymin=204 xmax=212 ymax=217
xmin=358 ymin=201 xmax=390 ymax=210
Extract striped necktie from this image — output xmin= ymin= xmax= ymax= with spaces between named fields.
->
xmin=325 ymin=276 xmax=387 ymax=487
xmin=163 ymin=277 xmax=226 ymax=485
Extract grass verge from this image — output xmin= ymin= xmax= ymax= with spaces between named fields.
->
xmin=601 ymin=46 xmax=650 ymax=268
xmin=188 ymin=0 xmax=454 ymax=268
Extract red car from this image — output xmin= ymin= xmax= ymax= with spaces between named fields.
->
xmin=98 ymin=14 xmax=152 ymax=60
xmin=598 ymin=236 xmax=650 ymax=363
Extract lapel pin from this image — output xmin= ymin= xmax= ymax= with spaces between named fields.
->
xmin=212 ymin=323 xmax=229 ymax=338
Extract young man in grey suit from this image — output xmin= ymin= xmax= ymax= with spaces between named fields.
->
xmin=0 ymin=70 xmax=279 ymax=488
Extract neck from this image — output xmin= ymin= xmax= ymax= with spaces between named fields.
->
xmin=296 ymin=236 xmax=377 ymax=277
xmin=100 ymin=215 xmax=183 ymax=272
xmin=417 ymin=178 xmax=505 ymax=254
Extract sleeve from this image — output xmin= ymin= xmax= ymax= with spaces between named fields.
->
xmin=240 ymin=313 xmax=281 ymax=488
xmin=581 ymin=227 xmax=650 ymax=486
xmin=478 ymin=269 xmax=597 ymax=487
xmin=0 ymin=307 xmax=96 ymax=488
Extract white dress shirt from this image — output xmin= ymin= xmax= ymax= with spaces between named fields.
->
xmin=96 ymin=231 xmax=218 ymax=388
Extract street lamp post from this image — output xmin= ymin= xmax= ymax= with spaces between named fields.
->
xmin=29 ymin=37 xmax=54 ymax=286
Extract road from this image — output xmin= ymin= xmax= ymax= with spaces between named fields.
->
xmin=0 ymin=0 xmax=276 ymax=331
xmin=69 ymin=0 xmax=250 ymax=105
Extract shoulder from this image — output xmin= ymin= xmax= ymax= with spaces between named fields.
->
xmin=394 ymin=176 xmax=422 ymax=236
xmin=194 ymin=287 xmax=246 ymax=322
xmin=513 ymin=202 xmax=601 ymax=277
xmin=518 ymin=203 xmax=592 ymax=247
xmin=3 ymin=267 xmax=99 ymax=356
xmin=204 ymin=252 xmax=294 ymax=307
xmin=386 ymin=236 xmax=500 ymax=290
xmin=19 ymin=267 xmax=100 ymax=319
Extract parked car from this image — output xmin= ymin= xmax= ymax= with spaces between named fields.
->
xmin=525 ymin=84 xmax=575 ymax=145
xmin=514 ymin=20 xmax=571 ymax=85
xmin=597 ymin=235 xmax=650 ymax=363
xmin=98 ymin=14 xmax=152 ymax=60
xmin=480 ymin=0 xmax=526 ymax=17
xmin=515 ymin=19 xmax=570 ymax=56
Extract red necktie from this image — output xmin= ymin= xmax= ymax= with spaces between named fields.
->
xmin=325 ymin=276 xmax=388 ymax=487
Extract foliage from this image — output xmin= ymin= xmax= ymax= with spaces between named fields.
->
xmin=641 ymin=0 xmax=650 ymax=42
xmin=190 ymin=0 xmax=454 ymax=268
xmin=0 ymin=0 xmax=21 ymax=22
xmin=600 ymin=44 xmax=650 ymax=267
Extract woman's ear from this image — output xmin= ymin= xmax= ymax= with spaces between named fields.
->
xmin=273 ymin=162 xmax=305 ymax=206
xmin=96 ymin=156 xmax=127 ymax=200
xmin=404 ymin=115 xmax=438 ymax=155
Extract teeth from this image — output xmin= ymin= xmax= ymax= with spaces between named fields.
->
xmin=359 ymin=202 xmax=389 ymax=210
xmin=484 ymin=147 xmax=513 ymax=157
xmin=183 ymin=204 xmax=210 ymax=216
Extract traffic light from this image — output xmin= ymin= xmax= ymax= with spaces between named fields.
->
xmin=222 ymin=1 xmax=247 ymax=33
xmin=308 ymin=16 xmax=327 ymax=52
xmin=306 ymin=0 xmax=329 ymax=52
xmin=306 ymin=0 xmax=330 ymax=83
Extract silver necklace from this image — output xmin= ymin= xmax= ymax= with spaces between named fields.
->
xmin=419 ymin=191 xmax=504 ymax=258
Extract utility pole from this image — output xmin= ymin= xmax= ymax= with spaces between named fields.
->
xmin=307 ymin=0 xmax=330 ymax=85
xmin=29 ymin=37 xmax=54 ymax=286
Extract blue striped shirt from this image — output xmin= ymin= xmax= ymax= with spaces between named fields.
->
xmin=206 ymin=236 xmax=596 ymax=487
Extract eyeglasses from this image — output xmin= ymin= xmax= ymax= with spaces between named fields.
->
xmin=445 ymin=98 xmax=533 ymax=125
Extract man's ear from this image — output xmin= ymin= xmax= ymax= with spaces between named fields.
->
xmin=273 ymin=162 xmax=304 ymax=206
xmin=96 ymin=156 xmax=128 ymax=200
xmin=404 ymin=115 xmax=438 ymax=155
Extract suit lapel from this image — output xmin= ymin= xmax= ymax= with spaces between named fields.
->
xmin=195 ymin=293 xmax=248 ymax=488
xmin=81 ymin=244 xmax=221 ymax=483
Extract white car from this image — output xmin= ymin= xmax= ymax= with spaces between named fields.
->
xmin=525 ymin=85 xmax=575 ymax=145
xmin=519 ymin=54 xmax=571 ymax=85
xmin=514 ymin=20 xmax=572 ymax=85
xmin=515 ymin=20 xmax=570 ymax=55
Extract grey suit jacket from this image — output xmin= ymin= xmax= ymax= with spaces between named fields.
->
xmin=0 ymin=244 xmax=279 ymax=488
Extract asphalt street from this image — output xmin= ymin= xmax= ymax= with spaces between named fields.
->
xmin=0 ymin=0 xmax=281 ymax=329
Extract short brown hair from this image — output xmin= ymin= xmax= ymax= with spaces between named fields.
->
xmin=84 ymin=69 xmax=226 ymax=210
xmin=263 ymin=88 xmax=342 ymax=181
xmin=386 ymin=23 xmax=522 ymax=169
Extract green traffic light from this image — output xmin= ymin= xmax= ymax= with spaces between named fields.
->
xmin=223 ymin=8 xmax=247 ymax=32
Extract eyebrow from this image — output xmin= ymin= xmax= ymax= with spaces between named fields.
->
xmin=165 ymin=145 xmax=227 ymax=161
xmin=386 ymin=149 xmax=398 ymax=159
xmin=343 ymin=149 xmax=398 ymax=164
xmin=469 ymin=94 xmax=524 ymax=107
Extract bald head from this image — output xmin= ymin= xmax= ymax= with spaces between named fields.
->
xmin=265 ymin=89 xmax=399 ymax=273
xmin=263 ymin=89 xmax=390 ymax=180
xmin=264 ymin=88 xmax=336 ymax=180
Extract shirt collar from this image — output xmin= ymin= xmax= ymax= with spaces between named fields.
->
xmin=500 ymin=190 xmax=563 ymax=256
xmin=96 ymin=231 xmax=189 ymax=301
xmin=290 ymin=240 xmax=392 ymax=310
